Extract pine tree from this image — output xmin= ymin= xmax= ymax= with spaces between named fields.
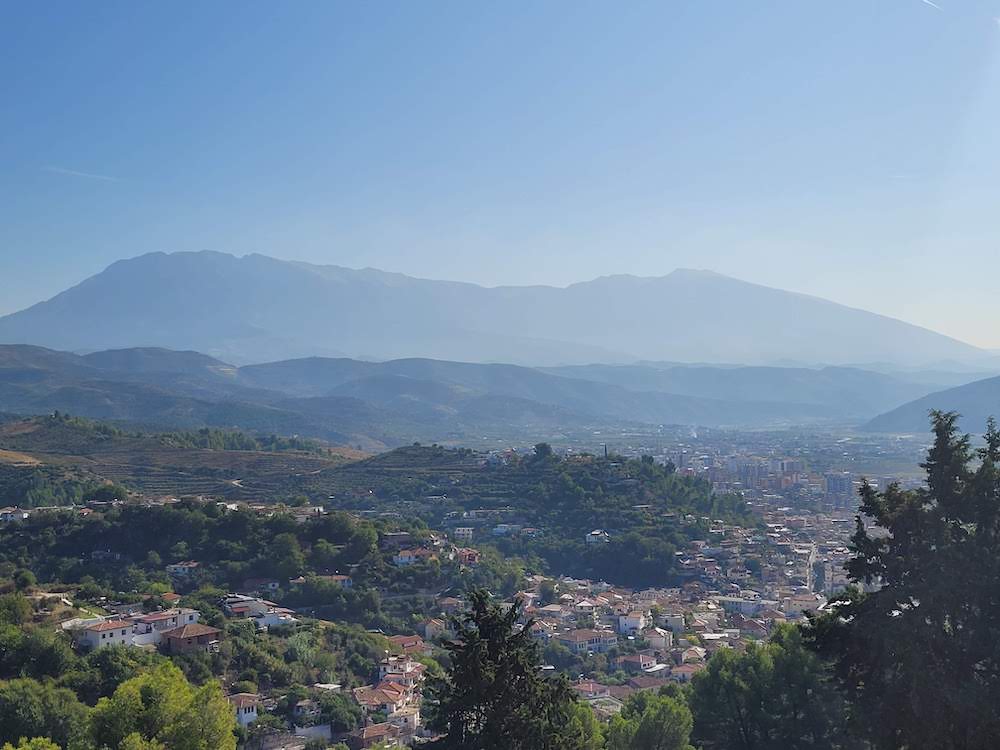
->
xmin=807 ymin=412 xmax=1000 ymax=749
xmin=426 ymin=589 xmax=591 ymax=750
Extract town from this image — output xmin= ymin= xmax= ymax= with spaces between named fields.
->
xmin=0 ymin=427 xmax=912 ymax=749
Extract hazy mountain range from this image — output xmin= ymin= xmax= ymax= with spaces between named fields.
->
xmin=0 ymin=250 xmax=991 ymax=368
xmin=863 ymin=376 xmax=1000 ymax=434
xmin=0 ymin=344 xmax=991 ymax=448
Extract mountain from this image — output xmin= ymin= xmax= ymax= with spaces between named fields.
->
xmin=0 ymin=344 xmax=973 ymax=447
xmin=864 ymin=375 xmax=1000 ymax=434
xmin=0 ymin=251 xmax=986 ymax=367
xmin=541 ymin=363 xmax=940 ymax=416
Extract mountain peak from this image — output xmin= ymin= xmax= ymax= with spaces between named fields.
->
xmin=0 ymin=251 xmax=985 ymax=367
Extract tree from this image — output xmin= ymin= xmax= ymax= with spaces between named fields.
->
xmin=2 ymin=740 xmax=61 ymax=750
xmin=807 ymin=413 xmax=1000 ymax=749
xmin=606 ymin=692 xmax=694 ymax=750
xmin=427 ymin=590 xmax=588 ymax=750
xmin=690 ymin=624 xmax=855 ymax=750
xmin=13 ymin=572 xmax=36 ymax=592
xmin=0 ymin=595 xmax=31 ymax=626
xmin=0 ymin=678 xmax=89 ymax=749
xmin=90 ymin=662 xmax=235 ymax=750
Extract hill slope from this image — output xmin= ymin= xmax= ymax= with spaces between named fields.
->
xmin=864 ymin=375 xmax=1000 ymax=433
xmin=0 ymin=251 xmax=985 ymax=367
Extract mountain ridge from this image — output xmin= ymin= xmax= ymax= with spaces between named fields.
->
xmin=0 ymin=250 xmax=986 ymax=367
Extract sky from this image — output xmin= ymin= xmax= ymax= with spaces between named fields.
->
xmin=2 ymin=1 xmax=1000 ymax=348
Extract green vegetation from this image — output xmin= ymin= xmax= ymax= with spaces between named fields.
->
xmin=427 ymin=590 xmax=600 ymax=750
xmin=158 ymin=428 xmax=323 ymax=454
xmin=807 ymin=412 xmax=1000 ymax=749
xmin=319 ymin=445 xmax=753 ymax=589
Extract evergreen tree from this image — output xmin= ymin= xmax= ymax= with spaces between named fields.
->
xmin=427 ymin=589 xmax=587 ymax=750
xmin=690 ymin=624 xmax=856 ymax=750
xmin=807 ymin=412 xmax=1000 ymax=749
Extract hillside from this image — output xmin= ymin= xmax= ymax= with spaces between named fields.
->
xmin=0 ymin=345 xmax=969 ymax=446
xmin=864 ymin=375 xmax=1000 ymax=434
xmin=0 ymin=250 xmax=987 ymax=367
xmin=543 ymin=363 xmax=937 ymax=416
xmin=0 ymin=414 xmax=357 ymax=505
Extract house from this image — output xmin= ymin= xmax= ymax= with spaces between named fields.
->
xmin=228 ymin=693 xmax=261 ymax=728
xmin=585 ymin=529 xmax=610 ymax=545
xmin=642 ymin=627 xmax=674 ymax=652
xmin=73 ymin=619 xmax=134 ymax=650
xmin=161 ymin=622 xmax=222 ymax=653
xmin=418 ymin=617 xmax=449 ymax=640
xmin=254 ymin=607 xmax=300 ymax=630
xmin=454 ymin=547 xmax=480 ymax=566
xmin=571 ymin=680 xmax=611 ymax=700
xmin=618 ymin=611 xmax=648 ymax=635
xmin=387 ymin=706 xmax=421 ymax=737
xmin=491 ymin=523 xmax=521 ymax=537
xmin=670 ymin=663 xmax=704 ymax=683
xmin=293 ymin=699 xmax=321 ymax=721
xmin=166 ymin=561 xmax=200 ymax=578
xmin=134 ymin=608 xmax=200 ymax=634
xmin=437 ymin=596 xmax=463 ymax=613
xmin=613 ymin=652 xmax=658 ymax=674
xmin=453 ymin=527 xmax=474 ymax=541
xmin=222 ymin=593 xmax=276 ymax=618
xmin=627 ymin=675 xmax=670 ymax=692
xmin=241 ymin=578 xmax=281 ymax=594
xmin=347 ymin=722 xmax=401 ymax=749
xmin=388 ymin=634 xmax=427 ymax=656
xmin=392 ymin=548 xmax=437 ymax=566
xmin=353 ymin=683 xmax=408 ymax=715
xmin=377 ymin=656 xmax=426 ymax=689
xmin=0 ymin=507 xmax=30 ymax=523
xmin=556 ymin=629 xmax=618 ymax=655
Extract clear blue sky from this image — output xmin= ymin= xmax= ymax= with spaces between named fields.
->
xmin=3 ymin=1 xmax=1000 ymax=347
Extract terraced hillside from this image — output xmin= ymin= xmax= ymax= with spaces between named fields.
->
xmin=0 ymin=415 xmax=362 ymax=504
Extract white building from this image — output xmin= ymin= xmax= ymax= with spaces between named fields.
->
xmin=228 ymin=693 xmax=260 ymax=728
xmin=73 ymin=619 xmax=134 ymax=650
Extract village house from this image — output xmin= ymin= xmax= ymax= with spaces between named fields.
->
xmin=556 ymin=629 xmax=618 ymax=655
xmin=161 ymin=622 xmax=222 ymax=653
xmin=0 ymin=506 xmax=30 ymax=523
xmin=347 ymin=722 xmax=401 ymax=749
xmin=387 ymin=706 xmax=421 ymax=738
xmin=617 ymin=610 xmax=648 ymax=635
xmin=132 ymin=608 xmax=201 ymax=645
xmin=388 ymin=634 xmax=428 ymax=656
xmin=642 ymin=627 xmax=674 ymax=652
xmin=613 ymin=652 xmax=659 ymax=674
xmin=228 ymin=693 xmax=261 ymax=728
xmin=392 ymin=548 xmax=437 ymax=566
xmin=165 ymin=560 xmax=200 ymax=579
xmin=73 ymin=619 xmax=133 ymax=650
xmin=353 ymin=682 xmax=409 ymax=715
xmin=585 ymin=529 xmax=610 ymax=545
xmin=378 ymin=655 xmax=426 ymax=689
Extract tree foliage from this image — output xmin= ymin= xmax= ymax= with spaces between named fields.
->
xmin=690 ymin=623 xmax=856 ymax=750
xmin=807 ymin=412 xmax=1000 ymax=749
xmin=427 ymin=590 xmax=590 ymax=750
xmin=89 ymin=662 xmax=235 ymax=750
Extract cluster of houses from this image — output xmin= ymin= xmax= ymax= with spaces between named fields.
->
xmin=225 ymin=636 xmax=434 ymax=749
xmin=63 ymin=607 xmax=223 ymax=654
